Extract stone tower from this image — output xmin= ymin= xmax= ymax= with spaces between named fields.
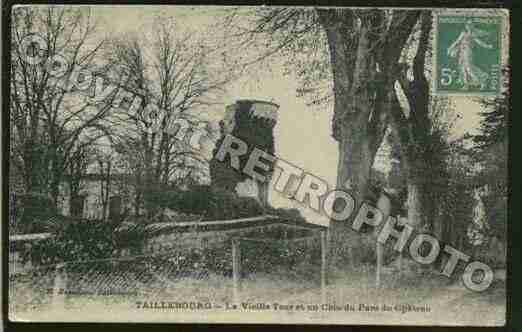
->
xmin=210 ymin=99 xmax=278 ymax=208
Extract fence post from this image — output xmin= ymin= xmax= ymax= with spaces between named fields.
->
xmin=397 ymin=252 xmax=403 ymax=277
xmin=376 ymin=242 xmax=383 ymax=287
xmin=232 ymin=238 xmax=241 ymax=304
xmin=320 ymin=230 xmax=327 ymax=304
xmin=53 ymin=263 xmax=67 ymax=308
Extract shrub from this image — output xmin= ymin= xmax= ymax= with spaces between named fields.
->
xmin=164 ymin=239 xmax=322 ymax=279
xmin=146 ymin=185 xmax=266 ymax=221
xmin=11 ymin=193 xmax=57 ymax=234
xmin=26 ymin=219 xmax=117 ymax=265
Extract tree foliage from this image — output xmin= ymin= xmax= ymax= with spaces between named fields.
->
xmin=471 ymin=67 xmax=509 ymax=241
xmin=104 ymin=17 xmax=227 ymax=216
xmin=10 ymin=7 xmax=117 ymax=231
xmin=209 ymin=100 xmax=276 ymax=192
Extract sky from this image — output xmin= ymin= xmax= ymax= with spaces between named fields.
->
xmin=90 ymin=6 xmax=505 ymax=226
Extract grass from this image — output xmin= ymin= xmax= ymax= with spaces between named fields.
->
xmin=9 ymin=263 xmax=505 ymax=325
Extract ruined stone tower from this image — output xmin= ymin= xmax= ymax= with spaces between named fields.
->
xmin=210 ymin=99 xmax=279 ymax=208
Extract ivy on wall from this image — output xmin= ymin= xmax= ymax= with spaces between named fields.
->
xmin=210 ymin=100 xmax=276 ymax=192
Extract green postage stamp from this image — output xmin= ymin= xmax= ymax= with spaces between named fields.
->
xmin=434 ymin=13 xmax=504 ymax=95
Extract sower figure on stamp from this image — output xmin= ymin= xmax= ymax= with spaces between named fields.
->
xmin=447 ymin=20 xmax=493 ymax=90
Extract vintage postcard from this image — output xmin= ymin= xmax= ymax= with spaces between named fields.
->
xmin=6 ymin=5 xmax=509 ymax=326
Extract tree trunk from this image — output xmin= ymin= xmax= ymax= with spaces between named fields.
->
xmin=134 ymin=169 xmax=142 ymax=217
xmin=329 ymin=119 xmax=374 ymax=268
xmin=392 ymin=11 xmax=434 ymax=235
xmin=50 ymin=149 xmax=62 ymax=212
xmin=143 ymin=133 xmax=156 ymax=219
xmin=23 ymin=142 xmax=46 ymax=195
xmin=50 ymin=180 xmax=60 ymax=213
xmin=316 ymin=9 xmax=420 ymax=272
xmin=70 ymin=194 xmax=85 ymax=218
xmin=404 ymin=158 xmax=429 ymax=230
xmin=99 ymin=160 xmax=111 ymax=221
xmin=406 ymin=179 xmax=429 ymax=231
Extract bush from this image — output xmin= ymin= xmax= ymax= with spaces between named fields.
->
xmin=144 ymin=183 xmax=310 ymax=223
xmin=27 ymin=219 xmax=112 ymax=265
xmin=155 ymin=239 xmax=322 ymax=279
xmin=204 ymin=190 xmax=264 ymax=220
xmin=11 ymin=193 xmax=57 ymax=234
xmin=146 ymin=185 xmax=265 ymax=221
xmin=239 ymin=240 xmax=322 ymax=278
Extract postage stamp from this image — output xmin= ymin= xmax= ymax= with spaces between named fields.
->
xmin=434 ymin=12 xmax=504 ymax=95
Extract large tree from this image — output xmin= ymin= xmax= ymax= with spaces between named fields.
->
xmin=389 ymin=11 xmax=453 ymax=233
xmin=10 ymin=7 xmax=115 ymax=220
xmin=224 ymin=8 xmax=423 ymax=266
xmin=105 ymin=18 xmax=227 ymax=217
